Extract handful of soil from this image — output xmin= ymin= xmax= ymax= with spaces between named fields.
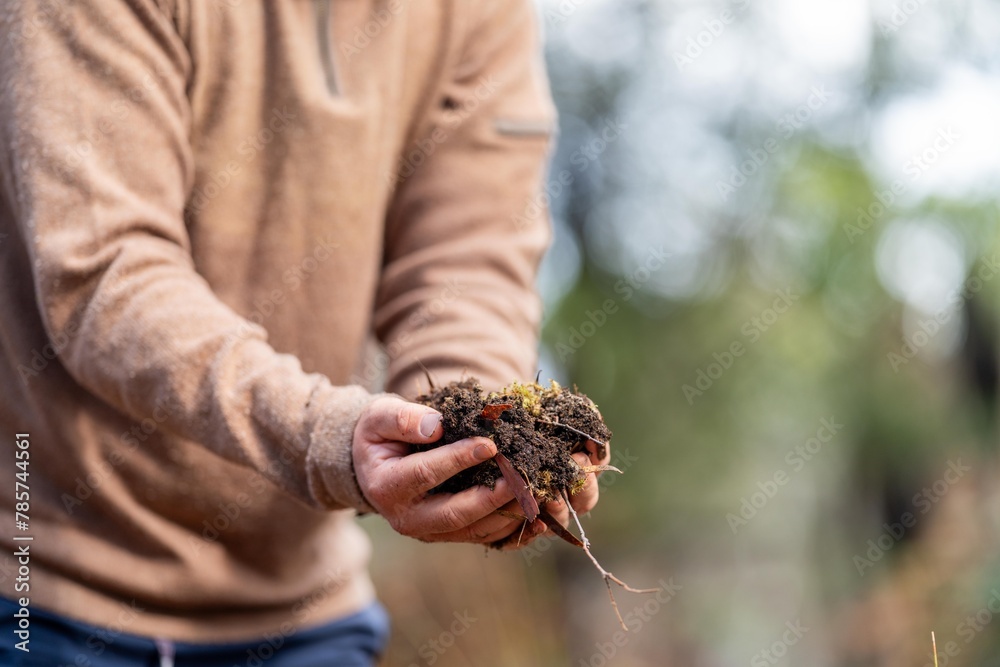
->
xmin=415 ymin=377 xmax=659 ymax=630
xmin=415 ymin=378 xmax=611 ymax=505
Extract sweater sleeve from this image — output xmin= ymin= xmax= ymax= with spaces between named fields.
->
xmin=0 ymin=0 xmax=377 ymax=513
xmin=376 ymin=0 xmax=556 ymax=398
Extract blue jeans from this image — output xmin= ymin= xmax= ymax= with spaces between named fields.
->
xmin=0 ymin=597 xmax=389 ymax=666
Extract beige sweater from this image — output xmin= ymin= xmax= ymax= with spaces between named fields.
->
xmin=0 ymin=0 xmax=553 ymax=641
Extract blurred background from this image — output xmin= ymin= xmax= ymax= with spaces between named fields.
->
xmin=367 ymin=0 xmax=1000 ymax=664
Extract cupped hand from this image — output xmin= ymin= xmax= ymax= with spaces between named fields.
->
xmin=353 ymin=396 xmax=528 ymax=544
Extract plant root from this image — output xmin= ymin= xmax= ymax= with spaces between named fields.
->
xmin=562 ymin=490 xmax=660 ymax=631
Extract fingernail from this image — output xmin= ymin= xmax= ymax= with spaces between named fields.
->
xmin=420 ymin=413 xmax=441 ymax=438
xmin=473 ymin=441 xmax=496 ymax=461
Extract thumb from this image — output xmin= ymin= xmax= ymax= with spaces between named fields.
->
xmin=366 ymin=396 xmax=443 ymax=444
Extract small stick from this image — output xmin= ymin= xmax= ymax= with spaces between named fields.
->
xmin=516 ymin=518 xmax=528 ymax=546
xmin=497 ymin=509 xmax=532 ymax=547
xmin=415 ymin=358 xmax=436 ymax=390
xmin=562 ymin=490 xmax=660 ymax=631
xmin=536 ymin=419 xmax=608 ymax=450
xmin=932 ymin=632 xmax=938 ymax=667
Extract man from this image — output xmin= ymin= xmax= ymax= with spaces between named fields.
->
xmin=0 ymin=0 xmax=608 ymax=664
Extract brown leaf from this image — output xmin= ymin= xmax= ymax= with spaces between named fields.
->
xmin=538 ymin=509 xmax=584 ymax=548
xmin=481 ymin=403 xmax=513 ymax=421
xmin=493 ymin=452 xmax=538 ymax=522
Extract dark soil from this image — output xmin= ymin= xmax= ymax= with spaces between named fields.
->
xmin=414 ymin=378 xmax=611 ymax=503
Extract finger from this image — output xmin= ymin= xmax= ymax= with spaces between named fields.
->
xmin=496 ymin=497 xmax=525 ymax=516
xmin=423 ymin=511 xmax=522 ymax=544
xmin=399 ymin=477 xmax=513 ymax=535
xmin=494 ymin=519 xmax=548 ymax=550
xmin=491 ymin=498 xmax=545 ymax=547
xmin=568 ymin=457 xmax=600 ymax=514
xmin=582 ymin=441 xmax=611 ymax=466
xmin=429 ymin=496 xmax=526 ymax=544
xmin=541 ymin=496 xmax=569 ymax=537
xmin=390 ymin=437 xmax=498 ymax=500
xmin=569 ymin=474 xmax=600 ymax=514
xmin=365 ymin=396 xmax=443 ymax=444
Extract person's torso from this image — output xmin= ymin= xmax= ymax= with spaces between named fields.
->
xmin=0 ymin=0 xmax=476 ymax=640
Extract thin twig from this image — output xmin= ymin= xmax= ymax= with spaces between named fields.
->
xmin=536 ymin=419 xmax=608 ymax=449
xmin=415 ymin=358 xmax=436 ymax=391
xmin=562 ymin=490 xmax=660 ymax=632
xmin=932 ymin=632 xmax=938 ymax=667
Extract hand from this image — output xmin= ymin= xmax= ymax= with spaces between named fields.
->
xmin=353 ymin=396 xmax=525 ymax=544
xmin=538 ymin=440 xmax=611 ymax=538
